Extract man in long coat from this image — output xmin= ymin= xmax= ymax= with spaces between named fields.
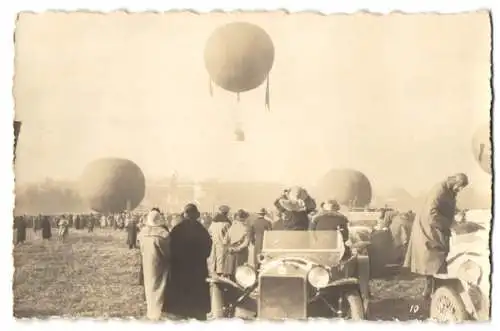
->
xmin=41 ymin=216 xmax=52 ymax=240
xmin=249 ymin=208 xmax=272 ymax=268
xmin=139 ymin=209 xmax=171 ymax=320
xmin=404 ymin=173 xmax=469 ymax=298
xmin=224 ymin=209 xmax=251 ymax=277
xmin=207 ymin=206 xmax=232 ymax=275
xmin=166 ymin=204 xmax=212 ymax=320
xmin=126 ymin=216 xmax=139 ymax=249
xmin=14 ymin=216 xmax=27 ymax=245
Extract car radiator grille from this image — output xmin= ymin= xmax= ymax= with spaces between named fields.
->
xmin=258 ymin=276 xmax=307 ymax=320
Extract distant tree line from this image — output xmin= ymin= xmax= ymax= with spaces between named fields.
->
xmin=15 ymin=178 xmax=87 ymax=215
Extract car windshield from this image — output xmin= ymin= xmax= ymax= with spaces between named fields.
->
xmin=262 ymin=230 xmax=342 ymax=251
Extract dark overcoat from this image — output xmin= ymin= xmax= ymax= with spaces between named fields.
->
xmin=249 ymin=216 xmax=272 ymax=266
xmin=41 ymin=217 xmax=52 ymax=239
xmin=15 ymin=217 xmax=27 ymax=243
xmin=165 ymin=218 xmax=212 ymax=319
xmin=127 ymin=221 xmax=139 ymax=246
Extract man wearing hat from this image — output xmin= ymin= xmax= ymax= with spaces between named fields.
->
xmin=310 ymin=200 xmax=350 ymax=243
xmin=224 ymin=209 xmax=251 ymax=278
xmin=165 ymin=203 xmax=212 ymax=320
xmin=212 ymin=205 xmax=232 ymax=225
xmin=138 ymin=208 xmax=170 ymax=320
xmin=273 ymin=186 xmax=317 ymax=230
xmin=249 ymin=208 xmax=272 ymax=268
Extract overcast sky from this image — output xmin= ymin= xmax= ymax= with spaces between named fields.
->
xmin=14 ymin=11 xmax=492 ymax=196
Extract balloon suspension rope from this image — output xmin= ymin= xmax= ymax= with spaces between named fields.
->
xmin=209 ymin=78 xmax=213 ymax=97
xmin=234 ymin=95 xmax=244 ymax=141
xmin=265 ymin=76 xmax=270 ymax=111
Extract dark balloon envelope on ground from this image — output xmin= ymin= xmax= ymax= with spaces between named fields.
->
xmin=79 ymin=158 xmax=146 ymax=214
xmin=471 ymin=124 xmax=492 ymax=175
xmin=317 ymin=169 xmax=373 ymax=208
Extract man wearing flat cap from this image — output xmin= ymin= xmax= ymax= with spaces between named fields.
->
xmin=165 ymin=203 xmax=213 ymax=320
xmin=249 ymin=208 xmax=272 ymax=268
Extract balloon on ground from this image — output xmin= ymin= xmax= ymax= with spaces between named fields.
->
xmin=317 ymin=168 xmax=373 ymax=208
xmin=79 ymin=158 xmax=146 ymax=214
xmin=471 ymin=124 xmax=492 ymax=174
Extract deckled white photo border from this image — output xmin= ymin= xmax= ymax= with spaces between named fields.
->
xmin=1 ymin=0 xmax=498 ymax=330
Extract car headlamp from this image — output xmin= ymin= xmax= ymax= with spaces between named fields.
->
xmin=457 ymin=260 xmax=482 ymax=286
xmin=307 ymin=266 xmax=330 ymax=289
xmin=235 ymin=265 xmax=257 ymax=288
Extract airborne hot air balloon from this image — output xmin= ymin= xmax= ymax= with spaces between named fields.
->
xmin=79 ymin=158 xmax=146 ymax=214
xmin=204 ymin=22 xmax=275 ymax=141
xmin=204 ymin=22 xmax=275 ymax=106
xmin=472 ymin=124 xmax=492 ymax=174
xmin=317 ymin=169 xmax=373 ymax=208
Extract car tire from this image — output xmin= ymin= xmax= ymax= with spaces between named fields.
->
xmin=345 ymin=291 xmax=365 ymax=320
xmin=430 ymin=286 xmax=469 ymax=322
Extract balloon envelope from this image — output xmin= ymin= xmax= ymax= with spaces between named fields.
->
xmin=79 ymin=158 xmax=146 ymax=213
xmin=472 ymin=124 xmax=492 ymax=174
xmin=13 ymin=121 xmax=21 ymax=160
xmin=317 ymin=169 xmax=372 ymax=208
xmin=204 ymin=22 xmax=274 ymax=93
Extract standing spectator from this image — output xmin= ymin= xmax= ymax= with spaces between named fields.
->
xmin=224 ymin=209 xmax=251 ymax=278
xmin=14 ymin=216 xmax=27 ymax=245
xmin=88 ymin=215 xmax=95 ymax=233
xmin=404 ymin=173 xmax=469 ymax=299
xmin=249 ymin=208 xmax=272 ymax=268
xmin=41 ymin=216 xmax=52 ymax=240
xmin=57 ymin=217 xmax=69 ymax=242
xmin=166 ymin=204 xmax=212 ymax=320
xmin=127 ymin=215 xmax=139 ymax=249
xmin=138 ymin=209 xmax=171 ymax=320
xmin=274 ymin=186 xmax=316 ymax=230
xmin=207 ymin=206 xmax=232 ymax=276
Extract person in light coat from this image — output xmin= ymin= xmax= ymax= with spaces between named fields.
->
xmin=404 ymin=173 xmax=469 ymax=299
xmin=224 ymin=209 xmax=251 ymax=278
xmin=138 ymin=209 xmax=171 ymax=320
xmin=207 ymin=207 xmax=232 ymax=276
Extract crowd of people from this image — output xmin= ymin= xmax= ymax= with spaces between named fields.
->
xmin=13 ymin=172 xmax=472 ymax=320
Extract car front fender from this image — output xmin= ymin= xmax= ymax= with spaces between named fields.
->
xmin=323 ymin=277 xmax=360 ymax=289
xmin=206 ymin=275 xmax=244 ymax=291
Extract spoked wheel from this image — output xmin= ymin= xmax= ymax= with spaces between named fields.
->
xmin=430 ymin=286 xmax=469 ymax=322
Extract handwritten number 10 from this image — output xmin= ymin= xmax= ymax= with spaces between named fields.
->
xmin=409 ymin=305 xmax=420 ymax=313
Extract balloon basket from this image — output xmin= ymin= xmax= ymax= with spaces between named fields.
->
xmin=234 ymin=128 xmax=245 ymax=142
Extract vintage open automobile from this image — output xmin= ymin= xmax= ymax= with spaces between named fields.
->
xmin=207 ymin=230 xmax=370 ymax=320
xmin=430 ymin=209 xmax=491 ymax=322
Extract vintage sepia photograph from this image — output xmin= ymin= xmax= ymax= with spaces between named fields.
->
xmin=12 ymin=10 xmax=492 ymax=322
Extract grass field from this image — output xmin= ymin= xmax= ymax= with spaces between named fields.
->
xmin=13 ymin=229 xmax=429 ymax=320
